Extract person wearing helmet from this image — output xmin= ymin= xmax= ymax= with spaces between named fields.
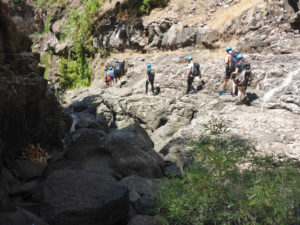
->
xmin=220 ymin=46 xmax=238 ymax=97
xmin=114 ymin=59 xmax=122 ymax=85
xmin=232 ymin=54 xmax=251 ymax=105
xmin=186 ymin=56 xmax=197 ymax=96
xmin=108 ymin=66 xmax=114 ymax=85
xmin=104 ymin=68 xmax=111 ymax=87
xmin=145 ymin=64 xmax=155 ymax=95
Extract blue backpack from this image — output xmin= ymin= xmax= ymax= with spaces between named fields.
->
xmin=115 ymin=64 xmax=121 ymax=72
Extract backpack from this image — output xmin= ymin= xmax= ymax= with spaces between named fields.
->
xmin=192 ymin=63 xmax=200 ymax=76
xmin=236 ymin=62 xmax=251 ymax=85
xmin=115 ymin=64 xmax=121 ymax=72
xmin=230 ymin=52 xmax=239 ymax=69
xmin=106 ymin=72 xmax=110 ymax=81
xmin=148 ymin=69 xmax=155 ymax=79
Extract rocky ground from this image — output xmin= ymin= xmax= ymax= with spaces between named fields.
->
xmin=65 ymin=50 xmax=300 ymax=173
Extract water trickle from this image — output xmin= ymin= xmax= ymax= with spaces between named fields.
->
xmin=261 ymin=67 xmax=300 ymax=111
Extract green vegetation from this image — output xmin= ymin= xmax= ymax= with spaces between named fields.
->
xmin=153 ymin=132 xmax=300 ymax=224
xmin=129 ymin=0 xmax=168 ymax=14
xmin=57 ymin=0 xmax=106 ymax=90
xmin=34 ymin=0 xmax=66 ymax=11
xmin=34 ymin=0 xmax=169 ymax=90
xmin=39 ymin=50 xmax=53 ymax=79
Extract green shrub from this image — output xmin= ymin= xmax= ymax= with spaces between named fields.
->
xmin=129 ymin=0 xmax=169 ymax=15
xmin=39 ymin=50 xmax=53 ymax=79
xmin=58 ymin=0 xmax=105 ymax=90
xmin=153 ymin=136 xmax=300 ymax=225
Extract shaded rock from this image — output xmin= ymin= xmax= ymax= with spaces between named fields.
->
xmin=66 ymin=128 xmax=107 ymax=161
xmin=164 ymin=163 xmax=182 ymax=177
xmin=133 ymin=194 xmax=153 ymax=215
xmin=61 ymin=111 xmax=73 ymax=133
xmin=12 ymin=160 xmax=45 ymax=181
xmin=0 ymin=208 xmax=48 ymax=225
xmin=129 ymin=190 xmax=141 ymax=202
xmin=120 ymin=175 xmax=161 ymax=195
xmin=10 ymin=180 xmax=39 ymax=196
xmin=128 ymin=215 xmax=163 ymax=225
xmin=104 ymin=123 xmax=164 ymax=178
xmin=95 ymin=114 xmax=110 ymax=132
xmin=41 ymin=169 xmax=129 ymax=225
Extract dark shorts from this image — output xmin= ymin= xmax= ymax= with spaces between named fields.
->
xmin=115 ymin=70 xmax=121 ymax=78
xmin=225 ymin=67 xmax=234 ymax=79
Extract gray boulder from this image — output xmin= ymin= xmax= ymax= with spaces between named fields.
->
xmin=41 ymin=169 xmax=129 ymax=225
xmin=104 ymin=123 xmax=164 ymax=178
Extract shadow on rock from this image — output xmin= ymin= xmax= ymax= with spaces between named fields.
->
xmin=119 ymin=80 xmax=127 ymax=88
xmin=243 ymin=92 xmax=259 ymax=106
xmin=155 ymin=87 xmax=161 ymax=95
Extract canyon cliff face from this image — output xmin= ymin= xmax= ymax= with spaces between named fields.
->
xmin=0 ymin=2 xmax=67 ymax=222
xmin=0 ymin=1 xmax=65 ymax=160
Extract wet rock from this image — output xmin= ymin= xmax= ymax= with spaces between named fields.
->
xmin=41 ymin=169 xmax=129 ymax=225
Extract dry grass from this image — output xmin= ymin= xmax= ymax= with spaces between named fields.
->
xmin=21 ymin=143 xmax=48 ymax=165
xmin=208 ymin=0 xmax=263 ymax=31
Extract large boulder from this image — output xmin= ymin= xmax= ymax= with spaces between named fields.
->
xmin=41 ymin=169 xmax=129 ymax=225
xmin=104 ymin=123 xmax=164 ymax=178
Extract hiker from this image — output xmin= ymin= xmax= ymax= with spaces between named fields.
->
xmin=232 ymin=54 xmax=252 ymax=105
xmin=108 ymin=66 xmax=114 ymax=85
xmin=114 ymin=59 xmax=122 ymax=85
xmin=220 ymin=46 xmax=238 ymax=97
xmin=104 ymin=68 xmax=110 ymax=87
xmin=186 ymin=56 xmax=200 ymax=96
xmin=145 ymin=64 xmax=155 ymax=95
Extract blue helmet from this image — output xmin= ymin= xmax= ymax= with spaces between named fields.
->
xmin=237 ymin=54 xmax=243 ymax=59
xmin=147 ymin=64 xmax=151 ymax=68
xmin=226 ymin=46 xmax=232 ymax=51
xmin=109 ymin=66 xmax=113 ymax=70
xmin=187 ymin=56 xmax=193 ymax=61
xmin=115 ymin=59 xmax=119 ymax=63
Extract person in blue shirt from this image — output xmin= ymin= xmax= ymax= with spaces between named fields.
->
xmin=145 ymin=64 xmax=155 ymax=95
xmin=109 ymin=66 xmax=114 ymax=85
xmin=114 ymin=59 xmax=122 ymax=85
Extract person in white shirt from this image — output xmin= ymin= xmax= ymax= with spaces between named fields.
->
xmin=186 ymin=56 xmax=197 ymax=95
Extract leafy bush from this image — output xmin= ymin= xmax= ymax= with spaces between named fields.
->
xmin=39 ymin=50 xmax=53 ymax=79
xmin=58 ymin=0 xmax=105 ymax=89
xmin=153 ymin=136 xmax=300 ymax=225
xmin=129 ymin=0 xmax=169 ymax=14
xmin=204 ymin=116 xmax=229 ymax=135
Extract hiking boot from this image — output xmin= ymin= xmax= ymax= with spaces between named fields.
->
xmin=219 ymin=91 xmax=226 ymax=95
xmin=145 ymin=92 xmax=148 ymax=95
xmin=235 ymin=101 xmax=243 ymax=105
xmin=232 ymin=94 xmax=237 ymax=98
